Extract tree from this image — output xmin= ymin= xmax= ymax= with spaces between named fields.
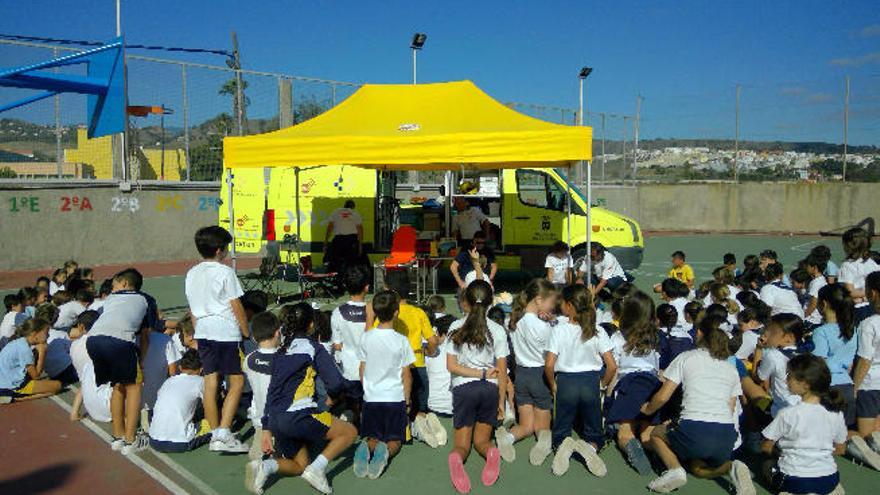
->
xmin=294 ymin=97 xmax=328 ymax=124
xmin=218 ymin=78 xmax=250 ymax=132
xmin=0 ymin=166 xmax=16 ymax=178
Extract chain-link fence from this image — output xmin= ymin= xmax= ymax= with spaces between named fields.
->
xmin=2 ymin=38 xmax=877 ymax=184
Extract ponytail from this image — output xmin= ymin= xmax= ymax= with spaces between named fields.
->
xmin=509 ymin=278 xmax=556 ymax=332
xmin=278 ymin=302 xmax=315 ymax=353
xmin=818 ymin=283 xmax=855 ymax=341
xmin=562 ymin=285 xmax=596 ymax=341
xmin=451 ymin=280 xmax=494 ymax=350
xmin=696 ymin=315 xmax=731 ymax=360
xmin=709 ymin=283 xmax=737 ymax=315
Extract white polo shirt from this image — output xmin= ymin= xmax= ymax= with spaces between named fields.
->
xmin=610 ymin=330 xmax=660 ymax=376
xmin=447 ymin=317 xmax=510 ymax=388
xmin=760 ymin=282 xmax=805 ymax=318
xmin=425 ymin=340 xmax=453 ymax=414
xmin=330 ymin=301 xmax=367 ymax=381
xmin=545 ymin=253 xmax=573 ymax=285
xmin=148 ymin=373 xmax=205 ymax=443
xmin=546 ymin=322 xmax=612 ymax=373
xmin=329 ymin=208 xmax=363 ymax=236
xmin=88 ymin=291 xmax=150 ymax=344
xmin=758 ymin=346 xmax=802 ymax=417
xmin=839 ymin=258 xmax=880 ymax=308
xmin=763 ymin=402 xmax=847 ymax=477
xmin=580 ymin=251 xmax=626 ymax=281
xmin=664 ymin=348 xmax=741 ymax=424
xmin=805 ymin=276 xmax=827 ymax=325
xmin=357 ymin=328 xmax=416 ymax=403
xmin=857 ymin=314 xmax=880 ymax=391
xmin=512 ymin=313 xmax=553 ymax=368
xmin=55 ymin=301 xmax=87 ymax=331
xmin=452 ymin=207 xmax=488 ymax=240
xmin=185 ymin=261 xmax=244 ymax=342
xmin=70 ymin=336 xmax=112 ymax=422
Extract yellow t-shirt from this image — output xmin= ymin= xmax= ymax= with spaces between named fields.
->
xmin=669 ymin=264 xmax=695 ymax=286
xmin=371 ymin=302 xmax=435 ymax=368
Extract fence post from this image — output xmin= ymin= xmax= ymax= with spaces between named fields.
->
xmin=279 ymin=77 xmax=293 ymax=128
xmin=53 ymin=47 xmax=62 ymax=178
xmin=182 ymin=64 xmax=191 ymax=181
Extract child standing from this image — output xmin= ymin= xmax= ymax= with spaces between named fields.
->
xmin=642 ymin=315 xmax=755 ymax=494
xmin=243 ymin=311 xmax=280 ymax=461
xmin=185 ymin=226 xmax=250 ymax=453
xmin=354 ymin=290 xmax=416 ymax=479
xmin=330 ymin=265 xmax=370 ymax=424
xmin=87 ymin=269 xmax=157 ymax=454
xmin=839 ymin=228 xmax=880 ymax=325
xmin=497 ymin=279 xmax=557 ymax=465
xmin=446 ymin=280 xmax=509 ymax=494
xmin=756 ymin=313 xmax=805 ymax=417
xmin=544 ymin=285 xmax=614 ymax=477
xmin=812 ymin=284 xmax=857 ymax=427
xmin=850 ymin=271 xmax=880 ymax=469
xmin=762 ymin=355 xmax=847 ymax=495
xmin=149 ymin=350 xmax=212 ymax=453
xmin=0 ymin=318 xmax=61 ymax=403
xmin=245 ymin=303 xmax=357 ymax=495
xmin=544 ymin=241 xmax=573 ymax=289
xmin=606 ymin=291 xmax=662 ymax=476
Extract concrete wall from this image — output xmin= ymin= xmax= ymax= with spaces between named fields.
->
xmin=0 ymin=183 xmax=221 ymax=271
xmin=593 ymin=182 xmax=879 ymax=234
xmin=1 ymin=182 xmax=876 ymax=272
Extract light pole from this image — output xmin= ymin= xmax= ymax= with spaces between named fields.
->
xmin=579 ymin=66 xmax=593 ymax=284
xmin=410 ymin=33 xmax=427 ymax=84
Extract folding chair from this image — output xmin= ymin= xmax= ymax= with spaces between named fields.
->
xmin=297 ymin=255 xmax=342 ymax=301
xmin=239 ymin=242 xmax=282 ymax=302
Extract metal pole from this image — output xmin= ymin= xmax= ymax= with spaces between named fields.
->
xmin=331 ymin=84 xmax=337 ymax=106
xmin=160 ymin=105 xmax=165 ymax=180
xmin=586 ymin=155 xmax=592 ymax=284
xmin=633 ymin=95 xmax=641 ymax=181
xmin=116 ymin=0 xmax=121 ymax=37
xmin=622 ymin=116 xmax=628 ymax=184
xmin=226 ymin=168 xmax=237 ymax=271
xmin=566 ymin=165 xmax=572 ymax=253
xmin=734 ymin=84 xmax=741 ymax=182
xmin=412 ymin=48 xmax=417 ymax=84
xmin=601 ymin=112 xmax=606 ymax=184
xmin=182 ymin=64 xmax=191 ymax=181
xmin=53 ymin=47 xmax=62 ymax=178
xmin=843 ymin=75 xmax=849 ymax=182
xmin=577 ymin=78 xmax=584 ymax=190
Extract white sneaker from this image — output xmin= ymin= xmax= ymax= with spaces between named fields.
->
xmin=729 ymin=460 xmax=755 ymax=495
xmin=648 ymin=467 xmax=687 ymax=493
xmin=414 ymin=415 xmax=439 ymax=448
xmin=551 ymin=437 xmax=576 ymax=476
xmin=0 ymin=395 xmax=12 ymax=404
xmin=245 ymin=460 xmax=267 ymax=495
xmin=848 ymin=436 xmax=880 ymax=470
xmin=426 ymin=413 xmax=447 ymax=446
xmin=110 ymin=437 xmax=125 ymax=451
xmin=495 ymin=427 xmax=516 ymax=463
xmin=211 ymin=435 xmax=250 ymax=454
xmin=871 ymin=432 xmax=880 ymax=453
xmin=502 ymin=404 xmax=516 ymax=428
xmin=574 ymin=439 xmax=607 ymax=477
xmin=121 ymin=433 xmax=150 ymax=455
xmin=301 ymin=465 xmax=332 ymax=494
xmin=529 ymin=430 xmax=552 ymax=466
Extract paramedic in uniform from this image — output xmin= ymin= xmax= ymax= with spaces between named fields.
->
xmin=451 ymin=197 xmax=490 ymax=248
xmin=324 ymin=199 xmax=366 ymax=273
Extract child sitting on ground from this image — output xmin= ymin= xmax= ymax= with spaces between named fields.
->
xmin=760 ymin=263 xmax=804 ymax=318
xmin=148 ymin=349 xmax=211 ymax=453
xmin=243 ymin=311 xmax=281 ymax=461
xmin=802 ymin=254 xmax=829 ymax=329
xmin=850 ymin=271 xmax=880 ymax=470
xmin=642 ymin=315 xmax=755 ymax=494
xmin=0 ymin=294 xmax=25 ymax=347
xmin=545 ymin=240 xmax=573 ymax=289
xmin=55 ymin=288 xmax=93 ymax=332
xmin=353 ymin=290 xmax=416 ymax=479
xmin=141 ymin=321 xmax=183 ymax=417
xmin=330 ymin=265 xmax=371 ymax=425
xmin=245 ymin=302 xmax=357 ymax=495
xmin=38 ymin=304 xmax=78 ymax=386
xmin=69 ymin=310 xmax=112 ymax=423
xmin=655 ymin=251 xmax=694 ymax=292
xmin=428 ymin=294 xmax=448 ymax=321
xmin=656 ymin=304 xmax=695 ymax=371
xmin=762 ymin=355 xmax=847 ymax=495
xmin=0 ymin=318 xmax=62 ymax=403
xmin=89 ymin=279 xmax=113 ymax=312
xmin=756 ymin=313 xmax=805 ymax=418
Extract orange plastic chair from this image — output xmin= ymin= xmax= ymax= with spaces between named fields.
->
xmin=384 ymin=226 xmax=418 ymax=269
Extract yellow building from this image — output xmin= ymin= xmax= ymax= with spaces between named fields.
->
xmin=64 ymin=127 xmax=188 ymax=180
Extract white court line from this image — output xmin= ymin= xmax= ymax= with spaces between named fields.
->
xmin=150 ymin=451 xmax=223 ymax=495
xmin=49 ymin=394 xmax=191 ymax=495
xmin=791 ymin=239 xmax=822 ymax=253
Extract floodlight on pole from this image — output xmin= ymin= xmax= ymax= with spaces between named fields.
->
xmin=578 ymin=66 xmax=593 ymax=286
xmin=411 ymin=32 xmax=427 ymax=84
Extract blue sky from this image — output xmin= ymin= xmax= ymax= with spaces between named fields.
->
xmin=1 ymin=0 xmax=879 ymax=145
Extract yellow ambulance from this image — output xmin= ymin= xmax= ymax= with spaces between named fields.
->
xmin=220 ymin=164 xmax=643 ymax=271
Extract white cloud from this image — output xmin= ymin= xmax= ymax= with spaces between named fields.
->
xmin=829 ymin=51 xmax=880 ymax=67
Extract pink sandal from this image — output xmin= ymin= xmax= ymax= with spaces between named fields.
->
xmin=448 ymin=452 xmax=472 ymax=494
xmin=481 ymin=447 xmax=501 ymax=486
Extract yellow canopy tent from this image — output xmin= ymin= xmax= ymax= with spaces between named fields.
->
xmin=221 ymin=80 xmax=594 ymax=274
xmin=224 ymin=80 xmax=591 ymax=170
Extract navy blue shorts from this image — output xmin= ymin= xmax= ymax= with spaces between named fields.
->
xmin=833 ymin=384 xmax=856 ymax=426
xmin=51 ymin=363 xmax=79 ymax=386
xmin=605 ymin=372 xmax=662 ymax=424
xmin=345 ymin=379 xmax=364 ymax=400
xmin=452 ymin=380 xmax=499 ymax=429
xmin=770 ymin=464 xmax=840 ymax=495
xmin=360 ymin=401 xmax=407 ymax=442
xmin=665 ymin=419 xmax=737 ymax=468
xmin=857 ymin=389 xmax=880 ymax=419
xmin=412 ymin=366 xmax=429 ymax=414
xmin=514 ymin=366 xmax=552 ymax=410
xmin=197 ymin=339 xmax=242 ymax=376
xmin=269 ymin=409 xmax=332 ymax=459
xmin=86 ymin=335 xmax=141 ymax=386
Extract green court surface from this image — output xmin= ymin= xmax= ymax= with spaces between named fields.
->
xmin=6 ymin=234 xmax=879 ymax=494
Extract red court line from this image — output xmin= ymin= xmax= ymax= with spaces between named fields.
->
xmin=0 ymin=256 xmax=262 ymax=290
xmin=0 ymin=399 xmax=170 ymax=495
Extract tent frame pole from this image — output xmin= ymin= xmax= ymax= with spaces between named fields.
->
xmin=586 ymin=159 xmax=592 ymax=285
xmin=566 ymin=165 xmax=572 ymax=259
xmin=226 ymin=168 xmax=237 ymax=271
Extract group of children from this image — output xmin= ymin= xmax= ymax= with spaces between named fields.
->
xmin=2 ymin=226 xmax=879 ymax=495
